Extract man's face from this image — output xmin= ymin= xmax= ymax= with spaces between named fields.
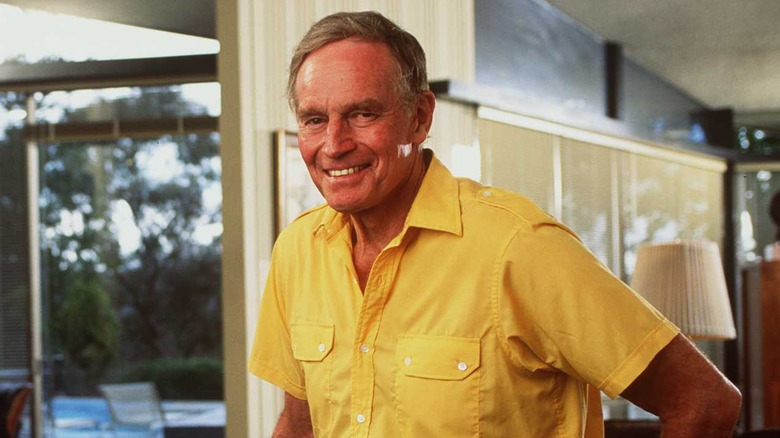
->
xmin=294 ymin=38 xmax=431 ymax=215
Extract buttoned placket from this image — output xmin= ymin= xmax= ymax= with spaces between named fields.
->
xmin=349 ymin=234 xmax=406 ymax=438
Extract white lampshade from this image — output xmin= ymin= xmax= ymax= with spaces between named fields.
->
xmin=631 ymin=240 xmax=737 ymax=340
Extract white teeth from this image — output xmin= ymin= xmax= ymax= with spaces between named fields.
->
xmin=328 ymin=165 xmax=366 ymax=177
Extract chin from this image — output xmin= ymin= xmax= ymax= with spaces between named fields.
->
xmin=324 ymin=198 xmax=367 ymax=214
xmin=326 ymin=203 xmax=361 ymax=214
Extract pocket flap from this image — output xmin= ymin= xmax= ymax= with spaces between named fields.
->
xmin=396 ymin=335 xmax=481 ymax=380
xmin=291 ymin=323 xmax=334 ymax=361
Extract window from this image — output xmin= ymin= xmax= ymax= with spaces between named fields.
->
xmin=2 ymin=81 xmax=222 ymax=435
xmin=32 ymin=85 xmax=223 ymax=434
xmin=478 ymin=110 xmax=726 ymax=283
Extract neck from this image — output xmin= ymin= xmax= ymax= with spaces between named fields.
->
xmin=349 ymin=153 xmax=429 ymax=289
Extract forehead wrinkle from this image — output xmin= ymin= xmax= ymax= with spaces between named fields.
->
xmin=294 ymin=39 xmax=402 ymax=114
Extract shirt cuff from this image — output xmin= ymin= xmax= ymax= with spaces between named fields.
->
xmin=248 ymin=361 xmax=307 ymax=400
xmin=599 ymin=319 xmax=680 ymax=399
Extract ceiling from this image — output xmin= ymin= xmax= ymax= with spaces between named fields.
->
xmin=0 ymin=0 xmax=214 ymax=39
xmin=2 ymin=0 xmax=778 ymax=124
xmin=546 ymin=0 xmax=780 ymax=122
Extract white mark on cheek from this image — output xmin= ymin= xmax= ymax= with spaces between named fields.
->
xmin=398 ymin=143 xmax=413 ymax=157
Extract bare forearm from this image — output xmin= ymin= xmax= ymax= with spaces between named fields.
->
xmin=623 ymin=335 xmax=742 ymax=438
xmin=659 ymin=410 xmax=740 ymax=437
xmin=658 ymin=378 xmax=741 ymax=438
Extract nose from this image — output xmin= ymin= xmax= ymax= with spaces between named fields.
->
xmin=321 ymin=117 xmax=355 ymax=158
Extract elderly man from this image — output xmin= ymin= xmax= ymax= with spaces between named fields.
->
xmin=250 ymin=10 xmax=741 ymax=438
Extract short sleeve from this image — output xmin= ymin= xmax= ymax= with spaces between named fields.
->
xmin=248 ymin=239 xmax=307 ymax=399
xmin=495 ymin=222 xmax=679 ymax=398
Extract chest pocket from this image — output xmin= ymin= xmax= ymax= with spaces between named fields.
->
xmin=394 ymin=335 xmax=481 ymax=438
xmin=291 ymin=323 xmax=334 ymax=435
xmin=291 ymin=323 xmax=333 ymax=361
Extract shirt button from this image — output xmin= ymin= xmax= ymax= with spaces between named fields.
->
xmin=404 ymin=357 xmax=412 ymax=366
xmin=457 ymin=361 xmax=468 ymax=371
xmin=318 ymin=343 xmax=326 ymax=352
xmin=481 ymin=189 xmax=492 ymax=197
xmin=359 ymin=344 xmax=370 ymax=353
xmin=356 ymin=414 xmax=366 ymax=424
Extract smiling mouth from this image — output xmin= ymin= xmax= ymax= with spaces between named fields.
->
xmin=327 ymin=164 xmax=369 ymax=177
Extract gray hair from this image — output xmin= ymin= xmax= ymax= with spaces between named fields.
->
xmin=287 ymin=11 xmax=429 ymax=110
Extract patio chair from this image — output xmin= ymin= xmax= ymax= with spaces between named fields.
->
xmin=98 ymin=382 xmax=165 ymax=437
xmin=46 ymin=396 xmax=105 ymax=437
xmin=0 ymin=382 xmax=32 ymax=438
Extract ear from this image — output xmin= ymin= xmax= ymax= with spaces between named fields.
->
xmin=410 ymin=90 xmax=436 ymax=145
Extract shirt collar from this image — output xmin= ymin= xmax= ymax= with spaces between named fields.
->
xmin=313 ymin=149 xmax=463 ymax=240
xmin=404 ymin=150 xmax=463 ymax=236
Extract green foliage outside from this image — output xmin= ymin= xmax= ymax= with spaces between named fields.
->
xmin=0 ymin=85 xmax=225 ymax=395
xmin=58 ymin=278 xmax=119 ymax=387
xmin=119 ymin=357 xmax=223 ymax=400
xmin=737 ymin=126 xmax=780 ymax=154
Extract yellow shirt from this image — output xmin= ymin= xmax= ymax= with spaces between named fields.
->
xmin=250 ymin=154 xmax=679 ymax=437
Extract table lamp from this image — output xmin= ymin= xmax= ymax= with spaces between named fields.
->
xmin=631 ymin=240 xmax=737 ymax=340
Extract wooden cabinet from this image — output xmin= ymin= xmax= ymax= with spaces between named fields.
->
xmin=742 ymin=262 xmax=780 ymax=429
xmin=761 ymin=261 xmax=780 ymax=427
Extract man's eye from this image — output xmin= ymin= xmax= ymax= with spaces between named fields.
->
xmin=352 ymin=112 xmax=377 ymax=122
xmin=303 ymin=117 xmax=325 ymax=126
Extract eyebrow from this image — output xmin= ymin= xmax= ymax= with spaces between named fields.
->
xmin=297 ymin=98 xmax=388 ymax=119
xmin=344 ymin=98 xmax=386 ymax=113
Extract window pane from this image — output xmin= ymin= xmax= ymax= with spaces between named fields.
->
xmin=738 ymin=170 xmax=780 ymax=263
xmin=478 ymin=119 xmax=556 ymax=214
xmin=621 ymin=154 xmax=724 ymax=278
xmin=560 ymin=138 xmax=619 ymax=273
xmin=40 ymin=133 xmax=223 ymax=431
xmin=34 ymin=84 xmax=223 ymax=435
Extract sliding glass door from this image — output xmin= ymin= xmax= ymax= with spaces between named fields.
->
xmin=35 ymin=85 xmax=222 ymax=437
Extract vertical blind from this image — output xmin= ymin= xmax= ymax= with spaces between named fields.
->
xmin=0 ymin=140 xmax=31 ymax=382
xmin=560 ymin=138 xmax=621 ymax=276
xmin=478 ymin=119 xmax=557 ymax=216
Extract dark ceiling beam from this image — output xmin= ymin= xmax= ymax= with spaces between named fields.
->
xmin=604 ymin=42 xmax=623 ymax=120
xmin=735 ymin=110 xmax=780 ymax=131
xmin=0 ymin=54 xmax=217 ymax=92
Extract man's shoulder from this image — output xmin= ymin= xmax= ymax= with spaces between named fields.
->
xmin=276 ymin=203 xmax=332 ymax=245
xmin=291 ymin=202 xmax=331 ymax=226
xmin=458 ymin=178 xmax=559 ymax=229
